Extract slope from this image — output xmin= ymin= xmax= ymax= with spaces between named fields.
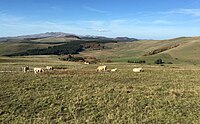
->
xmin=80 ymin=36 xmax=200 ymax=65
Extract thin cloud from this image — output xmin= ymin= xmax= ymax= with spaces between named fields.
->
xmin=177 ymin=9 xmax=200 ymax=16
xmin=95 ymin=29 xmax=110 ymax=32
xmin=0 ymin=12 xmax=23 ymax=22
xmin=50 ymin=6 xmax=62 ymax=11
xmin=84 ymin=6 xmax=108 ymax=14
xmin=162 ymin=9 xmax=200 ymax=16
xmin=152 ymin=20 xmax=173 ymax=24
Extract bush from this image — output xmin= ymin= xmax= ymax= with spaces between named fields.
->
xmin=59 ymin=55 xmax=85 ymax=62
xmin=106 ymin=59 xmax=112 ymax=63
xmin=154 ymin=59 xmax=164 ymax=64
xmin=128 ymin=60 xmax=146 ymax=64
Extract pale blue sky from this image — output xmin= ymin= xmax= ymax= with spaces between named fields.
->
xmin=1 ymin=0 xmax=200 ymax=39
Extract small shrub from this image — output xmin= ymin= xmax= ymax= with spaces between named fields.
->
xmin=128 ymin=60 xmax=146 ymax=64
xmin=155 ymin=59 xmax=164 ymax=64
xmin=106 ymin=59 xmax=112 ymax=63
xmin=59 ymin=55 xmax=85 ymax=62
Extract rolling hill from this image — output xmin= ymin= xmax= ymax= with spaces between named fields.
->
xmin=0 ymin=33 xmax=200 ymax=65
xmin=80 ymin=36 xmax=200 ymax=65
xmin=0 ymin=32 xmax=138 ymax=56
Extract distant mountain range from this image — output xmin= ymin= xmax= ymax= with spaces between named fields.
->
xmin=0 ymin=32 xmax=139 ymax=42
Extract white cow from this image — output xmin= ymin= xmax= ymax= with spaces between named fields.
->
xmin=133 ymin=68 xmax=143 ymax=72
xmin=46 ymin=66 xmax=53 ymax=70
xmin=111 ymin=68 xmax=117 ymax=72
xmin=34 ymin=68 xmax=44 ymax=74
xmin=22 ymin=66 xmax=29 ymax=73
xmin=96 ymin=65 xmax=107 ymax=72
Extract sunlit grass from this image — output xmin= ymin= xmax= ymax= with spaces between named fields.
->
xmin=0 ymin=56 xmax=200 ymax=123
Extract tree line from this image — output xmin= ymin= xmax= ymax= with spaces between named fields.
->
xmin=7 ymin=42 xmax=83 ymax=56
xmin=6 ymin=40 xmax=117 ymax=56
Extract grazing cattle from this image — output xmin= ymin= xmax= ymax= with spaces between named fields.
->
xmin=111 ymin=68 xmax=117 ymax=72
xmin=84 ymin=62 xmax=90 ymax=65
xmin=46 ymin=66 xmax=53 ymax=70
xmin=22 ymin=66 xmax=29 ymax=73
xmin=34 ymin=68 xmax=44 ymax=74
xmin=96 ymin=65 xmax=107 ymax=72
xmin=133 ymin=68 xmax=143 ymax=72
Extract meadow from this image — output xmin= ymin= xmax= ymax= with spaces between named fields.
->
xmin=1 ymin=56 xmax=200 ymax=123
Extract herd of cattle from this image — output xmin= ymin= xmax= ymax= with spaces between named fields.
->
xmin=23 ymin=65 xmax=143 ymax=74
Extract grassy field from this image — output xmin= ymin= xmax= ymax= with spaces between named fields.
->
xmin=1 ymin=56 xmax=200 ymax=123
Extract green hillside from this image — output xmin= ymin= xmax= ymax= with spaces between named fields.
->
xmin=0 ymin=42 xmax=51 ymax=56
xmin=166 ymin=37 xmax=200 ymax=64
xmin=80 ymin=37 xmax=200 ymax=65
xmin=32 ymin=37 xmax=79 ymax=43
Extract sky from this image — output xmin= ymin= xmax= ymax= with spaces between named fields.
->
xmin=1 ymin=0 xmax=200 ymax=39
